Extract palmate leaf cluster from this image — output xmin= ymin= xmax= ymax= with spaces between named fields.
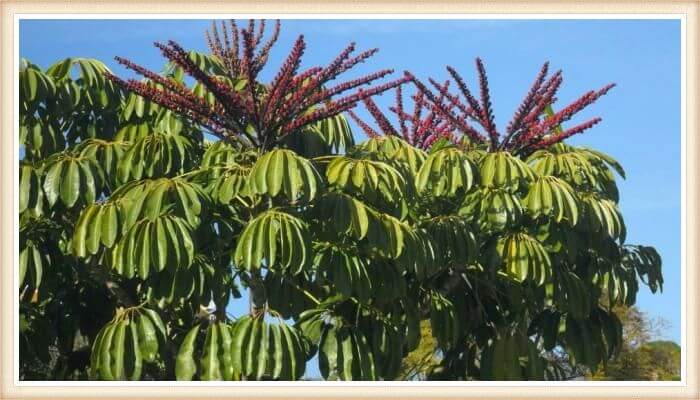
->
xmin=19 ymin=31 xmax=663 ymax=381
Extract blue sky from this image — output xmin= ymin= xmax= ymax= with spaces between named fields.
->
xmin=20 ymin=18 xmax=682 ymax=350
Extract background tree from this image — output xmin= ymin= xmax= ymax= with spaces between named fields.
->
xmin=398 ymin=306 xmax=680 ymax=381
xmin=589 ymin=307 xmax=679 ymax=381
xmin=397 ymin=320 xmax=439 ymax=380
xmin=19 ymin=19 xmax=663 ymax=381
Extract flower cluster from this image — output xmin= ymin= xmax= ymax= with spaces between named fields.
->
xmin=107 ymin=19 xmax=407 ymax=150
xmin=406 ymin=58 xmax=615 ymax=154
xmin=347 ymin=81 xmax=461 ymax=150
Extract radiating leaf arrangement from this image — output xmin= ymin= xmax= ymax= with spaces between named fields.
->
xmin=89 ymin=307 xmax=167 ymax=381
xmin=19 ymin=19 xmax=663 ymax=381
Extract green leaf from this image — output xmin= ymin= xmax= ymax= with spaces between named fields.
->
xmin=59 ymin=160 xmax=81 ymax=207
xmin=100 ymin=203 xmax=119 ymax=248
xmin=200 ymin=324 xmax=222 ymax=380
xmin=175 ymin=325 xmax=200 ymax=381
xmin=42 ymin=160 xmax=63 ymax=207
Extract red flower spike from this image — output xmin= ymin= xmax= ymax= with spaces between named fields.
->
xmin=394 ymin=86 xmax=410 ymax=140
xmin=220 ymin=21 xmax=233 ymax=63
xmin=230 ymin=20 xmax=240 ymax=66
xmin=361 ymin=95 xmax=399 ymax=137
xmin=507 ymin=62 xmax=549 ymax=136
xmin=204 ymin=19 xmax=280 ymax=80
xmin=155 ymin=41 xmax=252 ymax=137
xmin=254 ymin=19 xmax=266 ymax=47
xmin=347 ymin=109 xmax=381 ymax=138
xmin=475 ymin=58 xmax=499 ymax=148
xmin=281 ymin=76 xmax=408 ymax=136
xmin=533 ymin=117 xmax=602 ymax=149
xmin=337 ymin=48 xmax=380 ymax=77
xmin=263 ymin=35 xmax=307 ymax=125
xmin=409 ymin=91 xmax=425 ymax=144
xmin=320 ymin=42 xmax=357 ymax=80
xmin=253 ymin=20 xmax=281 ymax=73
xmin=446 ymin=66 xmax=483 ymax=119
xmin=279 ymin=69 xmax=395 ymax=129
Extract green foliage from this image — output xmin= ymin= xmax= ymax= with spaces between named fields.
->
xmin=319 ymin=324 xmax=377 ymax=380
xmin=233 ymin=210 xmax=311 ymax=274
xmin=173 ymin=315 xmax=306 ymax=382
xmin=110 ymin=214 xmax=195 ymax=279
xmin=117 ymin=131 xmax=195 ymax=183
xmin=175 ymin=320 xmax=243 ymax=381
xmin=284 ymin=114 xmax=355 ymax=157
xmin=89 ymin=306 xmax=166 ymax=380
xmin=491 ymin=232 xmax=552 ymax=284
xmin=416 ymin=147 xmax=476 ymax=197
xmin=72 ymin=201 xmax=121 ymax=255
xmin=228 ymin=315 xmax=309 ymax=380
xmin=429 ymin=293 xmax=463 ymax=351
xmin=19 ymin=162 xmax=44 ymax=215
xmin=326 ymin=156 xmax=407 ymax=207
xmin=524 ymin=176 xmax=579 ymax=224
xmin=356 ymin=136 xmax=427 ymax=175
xmin=315 ymin=242 xmax=372 ymax=300
xmin=248 ymin=149 xmax=321 ymax=203
xmin=480 ymin=333 xmax=537 ymax=380
xmin=480 ymin=151 xmax=534 ymax=190
xmin=43 ymin=154 xmax=104 ymax=208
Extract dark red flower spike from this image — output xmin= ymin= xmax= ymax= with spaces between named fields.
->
xmin=108 ymin=19 xmax=405 ymax=151
xmin=407 ymin=59 xmax=615 ymax=154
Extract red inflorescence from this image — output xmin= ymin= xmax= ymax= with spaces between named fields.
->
xmin=107 ymin=19 xmax=404 ymax=150
xmin=404 ymin=59 xmax=614 ymax=154
xmin=348 ymin=72 xmax=486 ymax=150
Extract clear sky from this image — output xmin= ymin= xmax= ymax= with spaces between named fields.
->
xmin=19 ymin=18 xmax=682 ymax=350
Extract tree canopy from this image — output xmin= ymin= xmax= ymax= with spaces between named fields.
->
xmin=19 ymin=19 xmax=663 ymax=381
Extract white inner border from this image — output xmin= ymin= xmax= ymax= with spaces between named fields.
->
xmin=12 ymin=13 xmax=687 ymax=388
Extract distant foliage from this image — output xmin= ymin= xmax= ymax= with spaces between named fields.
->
xmin=589 ymin=307 xmax=679 ymax=381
